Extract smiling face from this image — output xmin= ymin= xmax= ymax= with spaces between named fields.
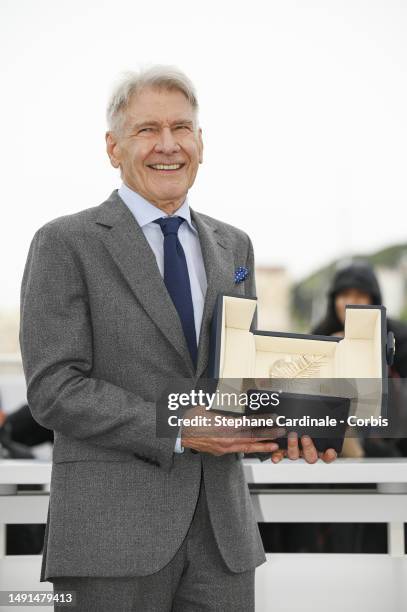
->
xmin=106 ymin=86 xmax=203 ymax=214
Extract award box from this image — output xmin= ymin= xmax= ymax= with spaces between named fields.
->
xmin=208 ymin=294 xmax=395 ymax=452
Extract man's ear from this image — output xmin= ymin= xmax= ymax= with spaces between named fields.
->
xmin=105 ymin=132 xmax=121 ymax=169
xmin=198 ymin=127 xmax=203 ymax=164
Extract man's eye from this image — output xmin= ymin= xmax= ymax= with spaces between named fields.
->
xmin=174 ymin=125 xmax=190 ymax=131
xmin=138 ymin=127 xmax=153 ymax=133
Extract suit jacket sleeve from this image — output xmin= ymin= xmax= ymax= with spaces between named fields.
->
xmin=19 ymin=225 xmax=177 ymax=472
xmin=244 ymin=235 xmax=273 ymax=462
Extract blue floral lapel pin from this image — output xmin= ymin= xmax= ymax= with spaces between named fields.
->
xmin=234 ymin=266 xmax=249 ymax=284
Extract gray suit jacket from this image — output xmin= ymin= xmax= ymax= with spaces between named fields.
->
xmin=19 ymin=190 xmax=266 ymax=581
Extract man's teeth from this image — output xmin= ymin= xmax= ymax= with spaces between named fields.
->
xmin=150 ymin=164 xmax=182 ymax=170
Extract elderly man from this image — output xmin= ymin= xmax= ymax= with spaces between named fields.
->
xmin=20 ymin=66 xmax=336 ymax=611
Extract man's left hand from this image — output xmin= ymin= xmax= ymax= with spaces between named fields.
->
xmin=269 ymin=432 xmax=337 ymax=464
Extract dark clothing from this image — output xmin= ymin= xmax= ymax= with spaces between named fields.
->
xmin=387 ymin=318 xmax=407 ymax=378
xmin=6 ymin=404 xmax=54 ymax=447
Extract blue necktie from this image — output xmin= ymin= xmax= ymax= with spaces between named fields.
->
xmin=154 ymin=216 xmax=197 ymax=367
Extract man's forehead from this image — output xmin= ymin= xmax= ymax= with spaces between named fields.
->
xmin=126 ymin=86 xmax=195 ymax=118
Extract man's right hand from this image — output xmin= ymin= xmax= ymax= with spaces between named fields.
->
xmin=180 ymin=405 xmax=283 ymax=456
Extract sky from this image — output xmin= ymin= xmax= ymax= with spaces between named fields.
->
xmin=1 ymin=0 xmax=407 ymax=308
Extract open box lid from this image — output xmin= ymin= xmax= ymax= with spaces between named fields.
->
xmin=208 ymin=294 xmax=393 ymax=418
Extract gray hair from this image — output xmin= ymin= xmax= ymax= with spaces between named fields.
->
xmin=106 ymin=65 xmax=199 ymax=134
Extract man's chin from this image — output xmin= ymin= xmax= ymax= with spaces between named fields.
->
xmin=149 ymin=188 xmax=188 ymax=206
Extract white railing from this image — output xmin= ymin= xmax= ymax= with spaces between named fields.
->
xmin=1 ymin=458 xmax=407 ymax=612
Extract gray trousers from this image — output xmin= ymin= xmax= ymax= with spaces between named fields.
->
xmin=52 ymin=476 xmax=255 ymax=611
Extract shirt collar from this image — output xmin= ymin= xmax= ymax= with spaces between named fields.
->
xmin=118 ymin=183 xmax=196 ymax=232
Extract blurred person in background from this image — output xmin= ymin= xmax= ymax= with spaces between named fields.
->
xmin=312 ymin=260 xmax=407 ymax=458
xmin=312 ymin=260 xmax=407 ymax=375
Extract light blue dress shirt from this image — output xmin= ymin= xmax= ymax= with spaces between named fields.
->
xmin=118 ymin=183 xmax=208 ymax=453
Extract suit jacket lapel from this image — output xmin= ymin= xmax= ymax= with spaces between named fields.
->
xmin=95 ymin=191 xmax=195 ymax=375
xmin=191 ymin=210 xmax=235 ymax=379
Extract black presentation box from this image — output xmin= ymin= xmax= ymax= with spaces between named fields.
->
xmin=208 ymin=294 xmax=395 ymax=452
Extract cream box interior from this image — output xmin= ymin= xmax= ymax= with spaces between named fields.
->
xmin=210 ymin=295 xmax=389 ymax=419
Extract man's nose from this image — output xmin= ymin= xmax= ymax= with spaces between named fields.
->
xmin=154 ymin=127 xmax=181 ymax=155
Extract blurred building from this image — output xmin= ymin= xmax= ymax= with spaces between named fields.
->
xmin=0 ymin=309 xmax=25 ymax=413
xmin=376 ymin=266 xmax=406 ymax=318
xmin=0 ymin=309 xmax=21 ymax=377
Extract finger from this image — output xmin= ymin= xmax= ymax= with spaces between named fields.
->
xmin=286 ymin=431 xmax=300 ymax=460
xmin=271 ymin=450 xmax=285 ymax=463
xmin=223 ymin=435 xmax=277 ymax=447
xmin=301 ymin=435 xmax=318 ymax=464
xmin=240 ymin=441 xmax=280 ymax=454
xmin=319 ymin=448 xmax=337 ymax=463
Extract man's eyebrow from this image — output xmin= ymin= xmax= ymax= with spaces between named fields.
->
xmin=131 ymin=119 xmax=195 ymax=130
xmin=171 ymin=119 xmax=194 ymax=126
xmin=131 ymin=120 xmax=161 ymax=130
